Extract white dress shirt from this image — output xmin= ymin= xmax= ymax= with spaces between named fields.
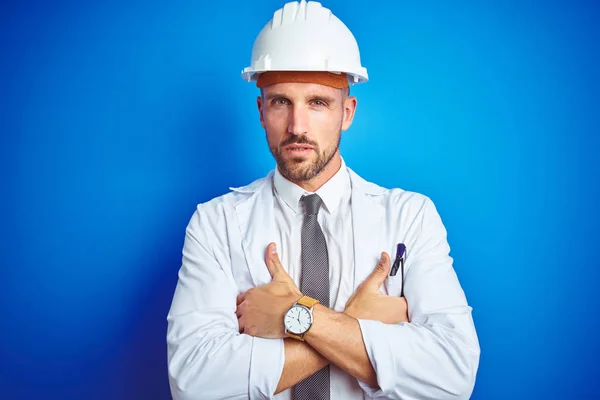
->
xmin=272 ymin=159 xmax=363 ymax=399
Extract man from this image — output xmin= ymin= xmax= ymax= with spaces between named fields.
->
xmin=167 ymin=1 xmax=480 ymax=399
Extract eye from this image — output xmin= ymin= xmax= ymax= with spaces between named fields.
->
xmin=311 ymin=100 xmax=327 ymax=107
xmin=272 ymin=98 xmax=290 ymax=106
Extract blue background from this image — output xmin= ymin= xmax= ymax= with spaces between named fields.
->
xmin=1 ymin=0 xmax=598 ymax=398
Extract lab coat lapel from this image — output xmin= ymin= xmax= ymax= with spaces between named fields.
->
xmin=234 ymin=172 xmax=277 ymax=287
xmin=349 ymin=169 xmax=387 ymax=290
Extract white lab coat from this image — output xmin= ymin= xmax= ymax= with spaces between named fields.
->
xmin=167 ymin=167 xmax=480 ymax=400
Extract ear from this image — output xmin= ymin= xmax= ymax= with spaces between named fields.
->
xmin=341 ymin=95 xmax=357 ymax=131
xmin=256 ymin=95 xmax=266 ymax=129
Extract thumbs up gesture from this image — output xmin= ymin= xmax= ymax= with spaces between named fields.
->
xmin=236 ymin=243 xmax=302 ymax=338
xmin=344 ymin=252 xmax=409 ymax=324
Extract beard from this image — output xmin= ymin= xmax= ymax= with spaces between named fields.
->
xmin=269 ymin=133 xmax=341 ymax=182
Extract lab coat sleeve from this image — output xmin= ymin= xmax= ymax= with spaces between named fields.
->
xmin=357 ymin=198 xmax=480 ymax=399
xmin=167 ymin=208 xmax=284 ymax=400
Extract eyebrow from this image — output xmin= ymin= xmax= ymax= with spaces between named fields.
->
xmin=265 ymin=92 xmax=337 ymax=104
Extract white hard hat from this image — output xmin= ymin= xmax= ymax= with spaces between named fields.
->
xmin=242 ymin=0 xmax=368 ymax=85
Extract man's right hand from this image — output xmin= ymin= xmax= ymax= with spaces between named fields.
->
xmin=344 ymin=252 xmax=409 ymax=324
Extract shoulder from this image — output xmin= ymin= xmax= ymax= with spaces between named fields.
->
xmin=188 ymin=172 xmax=273 ymax=230
xmin=201 ymin=171 xmax=272 ymax=208
xmin=350 ymin=168 xmax=447 ymax=240
xmin=348 ymin=167 xmax=433 ymax=213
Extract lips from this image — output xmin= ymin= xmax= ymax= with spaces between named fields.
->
xmin=284 ymin=144 xmax=314 ymax=151
xmin=283 ymin=144 xmax=315 ymax=158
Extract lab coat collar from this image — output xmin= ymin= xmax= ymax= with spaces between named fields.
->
xmin=347 ymin=168 xmax=387 ymax=196
xmin=232 ymin=171 xmax=278 ymax=286
xmin=348 ymin=168 xmax=387 ymax=290
xmin=233 ymin=165 xmax=387 ymax=289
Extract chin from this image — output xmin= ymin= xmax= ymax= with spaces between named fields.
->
xmin=283 ymin=164 xmax=321 ymax=182
xmin=288 ymin=155 xmax=312 ymax=164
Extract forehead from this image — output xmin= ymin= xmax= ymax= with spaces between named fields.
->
xmin=261 ymin=82 xmax=342 ymax=99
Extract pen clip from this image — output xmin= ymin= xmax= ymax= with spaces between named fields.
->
xmin=390 ymin=257 xmax=402 ymax=276
xmin=390 ymin=243 xmax=406 ymax=277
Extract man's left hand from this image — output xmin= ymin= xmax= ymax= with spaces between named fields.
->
xmin=236 ymin=242 xmax=302 ymax=338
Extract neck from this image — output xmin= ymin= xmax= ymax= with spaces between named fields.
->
xmin=293 ymin=153 xmax=342 ymax=192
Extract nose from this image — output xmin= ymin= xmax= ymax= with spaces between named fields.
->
xmin=287 ymin=104 xmax=309 ymax=136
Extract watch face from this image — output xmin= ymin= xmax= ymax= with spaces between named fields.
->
xmin=285 ymin=305 xmax=312 ymax=335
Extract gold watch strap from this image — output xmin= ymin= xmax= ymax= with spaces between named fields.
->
xmin=297 ymin=295 xmax=320 ymax=309
xmin=286 ymin=332 xmax=304 ymax=341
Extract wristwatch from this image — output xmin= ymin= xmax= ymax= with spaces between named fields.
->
xmin=284 ymin=295 xmax=320 ymax=341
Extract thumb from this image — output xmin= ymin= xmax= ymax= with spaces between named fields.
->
xmin=364 ymin=252 xmax=391 ymax=289
xmin=264 ymin=242 xmax=286 ymax=280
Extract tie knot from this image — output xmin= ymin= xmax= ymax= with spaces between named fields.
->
xmin=301 ymin=194 xmax=323 ymax=216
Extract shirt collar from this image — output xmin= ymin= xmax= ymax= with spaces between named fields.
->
xmin=273 ymin=158 xmax=351 ymax=215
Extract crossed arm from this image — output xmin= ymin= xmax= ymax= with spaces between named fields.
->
xmin=235 ymin=243 xmax=409 ymax=393
xmin=168 ymin=202 xmax=479 ymax=399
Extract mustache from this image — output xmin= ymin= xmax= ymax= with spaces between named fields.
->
xmin=280 ymin=136 xmax=318 ymax=148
